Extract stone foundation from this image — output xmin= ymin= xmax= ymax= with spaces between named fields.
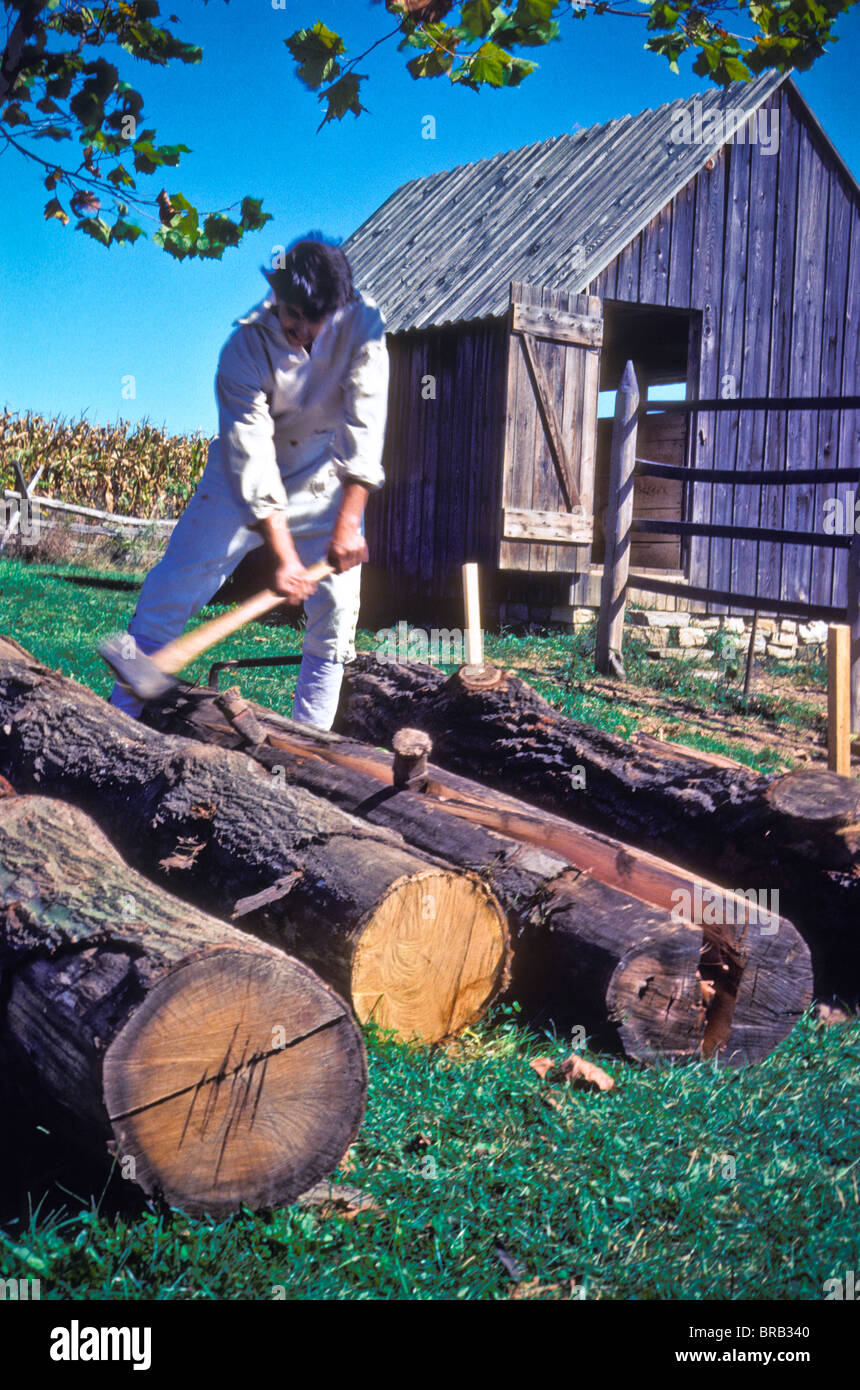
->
xmin=534 ymin=605 xmax=829 ymax=662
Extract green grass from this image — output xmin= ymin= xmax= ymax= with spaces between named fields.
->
xmin=0 ymin=561 xmax=824 ymax=772
xmin=2 ymin=1013 xmax=859 ymax=1300
xmin=0 ymin=558 xmax=855 ymax=1301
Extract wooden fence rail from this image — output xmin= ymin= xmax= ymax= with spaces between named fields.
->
xmin=594 ymin=363 xmax=860 ymax=751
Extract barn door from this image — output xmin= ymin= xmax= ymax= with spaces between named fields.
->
xmin=499 ymin=282 xmax=602 ymax=573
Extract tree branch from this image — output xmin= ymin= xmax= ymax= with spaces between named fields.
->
xmin=1 ymin=1 xmax=48 ymax=107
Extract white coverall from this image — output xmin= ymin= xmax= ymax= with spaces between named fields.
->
xmin=109 ymin=288 xmax=389 ymax=728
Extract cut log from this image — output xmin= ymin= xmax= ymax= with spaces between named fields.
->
xmin=141 ymin=683 xmax=814 ymax=1065
xmin=0 ymin=639 xmax=510 ymax=1044
xmin=339 ymin=656 xmax=860 ymax=1003
xmin=0 ymin=793 xmax=366 ymax=1217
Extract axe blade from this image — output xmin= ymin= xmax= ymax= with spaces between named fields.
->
xmin=99 ymin=634 xmax=178 ymax=702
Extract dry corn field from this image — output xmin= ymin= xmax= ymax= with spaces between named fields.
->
xmin=0 ymin=409 xmax=210 ymax=519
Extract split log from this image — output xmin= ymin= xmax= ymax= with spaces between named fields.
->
xmin=0 ymin=638 xmax=510 ymax=1044
xmin=142 ymin=684 xmax=814 ymax=1066
xmin=339 ymin=656 xmax=860 ymax=1003
xmin=0 ymin=793 xmax=366 ymax=1217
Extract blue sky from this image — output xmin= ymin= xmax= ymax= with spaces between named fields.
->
xmin=1 ymin=0 xmax=858 ymax=438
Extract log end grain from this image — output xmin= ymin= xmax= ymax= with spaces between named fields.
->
xmin=766 ymin=769 xmax=860 ymax=829
xmin=607 ymin=922 xmax=708 ymax=1064
xmin=103 ymin=948 xmax=366 ymax=1218
xmin=350 ymin=869 xmax=510 ymax=1044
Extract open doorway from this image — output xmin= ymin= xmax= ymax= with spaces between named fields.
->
xmin=591 ymin=301 xmax=698 ymax=572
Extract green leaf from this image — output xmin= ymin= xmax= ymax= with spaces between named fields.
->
xmin=504 ymin=55 xmax=539 ymax=86
xmin=722 ymin=55 xmax=752 ymax=79
xmin=512 ymin=0 xmax=558 ymax=25
xmin=460 ymin=0 xmax=495 ymax=37
xmin=153 ymin=227 xmax=193 ymax=260
xmin=469 ymin=41 xmax=512 ymax=86
xmin=106 ymin=163 xmax=136 ymax=188
xmin=2 ymin=103 xmax=30 ymax=127
xmin=77 ymin=216 xmax=113 ymax=246
xmin=407 ymin=48 xmax=455 ymax=79
xmin=317 ymin=73 xmax=368 ymax=128
xmin=43 ymin=197 xmax=69 ymax=226
xmin=202 ymin=213 xmax=242 ymax=247
xmin=239 ymin=196 xmax=271 ymax=232
xmin=163 ymin=190 xmax=199 ymax=237
xmin=285 ymin=23 xmax=346 ymax=90
xmin=110 ymin=216 xmax=144 ymax=244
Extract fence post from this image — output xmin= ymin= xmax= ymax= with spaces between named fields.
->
xmin=828 ymin=624 xmax=851 ymax=775
xmin=848 ymin=533 xmax=860 ymax=736
xmin=595 ymin=360 xmax=639 ymax=678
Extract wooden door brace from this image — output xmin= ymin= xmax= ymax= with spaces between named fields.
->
xmin=516 ymin=330 xmax=581 ymax=512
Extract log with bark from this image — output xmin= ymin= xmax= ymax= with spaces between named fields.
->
xmin=0 ymin=638 xmax=510 ymax=1045
xmin=338 ymin=656 xmax=860 ymax=1003
xmin=140 ymin=682 xmax=814 ymax=1066
xmin=0 ymin=791 xmax=366 ymax=1217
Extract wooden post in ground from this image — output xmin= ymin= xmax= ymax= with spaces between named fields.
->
xmin=743 ymin=610 xmax=759 ymax=696
xmin=828 ymin=624 xmax=851 ymax=775
xmin=462 ymin=562 xmax=483 ymax=670
xmin=847 ymin=534 xmax=860 ymax=735
xmin=595 ymin=361 xmax=639 ymax=678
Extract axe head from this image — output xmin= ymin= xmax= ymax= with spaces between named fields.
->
xmin=99 ymin=634 xmax=178 ymax=702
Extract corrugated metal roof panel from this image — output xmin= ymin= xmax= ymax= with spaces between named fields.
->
xmin=343 ymin=73 xmax=787 ymax=331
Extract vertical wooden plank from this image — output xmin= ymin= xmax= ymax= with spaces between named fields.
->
xmin=782 ymin=98 xmax=827 ymax=605
xmin=688 ymin=148 xmax=728 ymax=600
xmin=730 ymin=117 xmax=779 ymax=610
xmin=667 ymin=176 xmax=696 ymax=309
xmin=614 ymin=237 xmax=640 ymax=304
xmin=710 ymin=140 xmax=750 ymax=612
xmin=811 ymin=171 xmax=848 ymax=607
xmin=575 ymin=300 xmax=601 ymax=575
xmin=415 ymin=332 xmax=439 ymax=598
xmin=638 ymin=203 xmax=671 ymax=306
xmin=833 ymin=198 xmax=860 ymax=609
xmin=498 ymin=285 xmax=535 ymax=571
xmin=760 ymin=86 xmax=799 ymax=605
xmin=530 ymin=284 xmax=560 ymax=575
xmin=828 ymin=624 xmax=851 ymax=774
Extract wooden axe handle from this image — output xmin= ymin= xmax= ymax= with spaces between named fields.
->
xmin=151 ymin=559 xmax=334 ymax=677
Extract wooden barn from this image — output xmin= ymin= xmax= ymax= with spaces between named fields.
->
xmin=343 ymin=72 xmax=860 ymax=626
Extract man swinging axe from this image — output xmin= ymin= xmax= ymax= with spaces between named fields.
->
xmin=107 ymin=236 xmax=389 ymax=731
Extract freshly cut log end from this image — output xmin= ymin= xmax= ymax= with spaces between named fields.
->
xmin=0 ymin=641 xmax=512 ymax=1050
xmin=0 ymin=794 xmax=367 ymax=1218
xmin=104 ymin=949 xmax=366 ymax=1218
xmin=350 ymin=869 xmax=510 ymax=1043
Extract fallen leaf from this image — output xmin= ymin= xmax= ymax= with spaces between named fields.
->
xmin=816 ymin=1002 xmax=854 ymax=1028
xmin=510 ymin=1278 xmax=566 ymax=1300
xmin=560 ymin=1054 xmax=615 ymax=1092
xmin=529 ymin=1056 xmax=554 ymax=1080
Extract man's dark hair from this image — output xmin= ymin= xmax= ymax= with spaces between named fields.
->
xmin=263 ymin=237 xmax=354 ymax=320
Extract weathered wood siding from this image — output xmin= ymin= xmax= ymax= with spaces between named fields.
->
xmin=366 ymin=319 xmax=508 ymax=602
xmin=586 ymin=84 xmax=860 ymax=611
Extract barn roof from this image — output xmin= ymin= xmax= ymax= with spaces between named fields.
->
xmin=342 ymin=71 xmax=789 ymax=332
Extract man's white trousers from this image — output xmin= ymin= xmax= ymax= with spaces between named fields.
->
xmin=108 ymin=453 xmax=361 ymax=729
